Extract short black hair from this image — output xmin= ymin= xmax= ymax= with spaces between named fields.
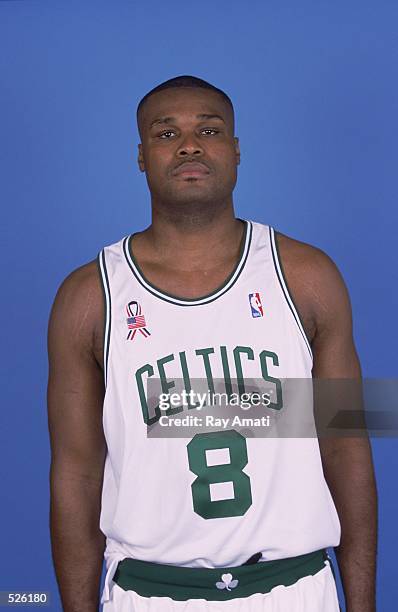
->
xmin=136 ymin=75 xmax=234 ymax=127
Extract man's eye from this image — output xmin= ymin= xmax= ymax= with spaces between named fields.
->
xmin=202 ymin=128 xmax=219 ymax=135
xmin=159 ymin=131 xmax=175 ymax=139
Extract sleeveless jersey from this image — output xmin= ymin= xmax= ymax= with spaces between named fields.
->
xmin=97 ymin=219 xmax=340 ymax=591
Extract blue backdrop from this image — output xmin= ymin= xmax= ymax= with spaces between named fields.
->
xmin=1 ymin=1 xmax=396 ymax=610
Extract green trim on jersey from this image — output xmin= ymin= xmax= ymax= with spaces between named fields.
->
xmin=97 ymin=250 xmax=111 ymax=387
xmin=269 ymin=227 xmax=313 ymax=361
xmin=113 ymin=549 xmax=328 ymax=601
xmin=122 ymin=220 xmax=253 ymax=306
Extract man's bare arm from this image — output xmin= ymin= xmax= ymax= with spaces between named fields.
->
xmin=306 ymin=247 xmax=377 ymax=612
xmin=278 ymin=233 xmax=377 ymax=612
xmin=47 ymin=261 xmax=106 ymax=612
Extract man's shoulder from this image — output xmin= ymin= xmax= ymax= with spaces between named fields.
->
xmin=49 ymin=260 xmax=104 ymax=354
xmin=55 ymin=259 xmax=102 ymax=307
xmin=276 ymin=230 xmax=344 ymax=288
xmin=275 ymin=230 xmax=334 ymax=271
xmin=274 ymin=230 xmax=350 ymax=339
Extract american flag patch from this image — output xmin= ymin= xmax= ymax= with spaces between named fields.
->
xmin=126 ymin=301 xmax=151 ymax=340
xmin=127 ymin=315 xmax=146 ymax=329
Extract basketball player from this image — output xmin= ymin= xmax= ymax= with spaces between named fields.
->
xmin=47 ymin=76 xmax=377 ymax=611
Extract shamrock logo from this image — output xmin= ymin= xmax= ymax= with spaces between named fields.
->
xmin=215 ymin=573 xmax=239 ymax=591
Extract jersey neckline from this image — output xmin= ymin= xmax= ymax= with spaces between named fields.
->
xmin=122 ymin=219 xmax=253 ymax=307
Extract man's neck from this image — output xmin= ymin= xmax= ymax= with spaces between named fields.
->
xmin=136 ymin=206 xmax=245 ymax=273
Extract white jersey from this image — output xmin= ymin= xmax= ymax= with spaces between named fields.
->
xmin=97 ymin=219 xmax=340 ymax=589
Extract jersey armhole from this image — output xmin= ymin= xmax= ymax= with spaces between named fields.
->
xmin=269 ymin=226 xmax=314 ymax=363
xmin=97 ymin=249 xmax=112 ymax=387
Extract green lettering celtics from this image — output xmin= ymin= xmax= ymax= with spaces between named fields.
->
xmin=135 ymin=345 xmax=283 ymax=425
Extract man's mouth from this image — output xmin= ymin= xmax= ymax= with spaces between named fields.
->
xmin=172 ymin=162 xmax=211 ymax=178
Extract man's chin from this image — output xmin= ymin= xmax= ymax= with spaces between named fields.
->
xmin=166 ymin=186 xmax=215 ymax=206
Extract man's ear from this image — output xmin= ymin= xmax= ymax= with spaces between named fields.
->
xmin=234 ymin=137 xmax=240 ymax=165
xmin=137 ymin=143 xmax=145 ymax=172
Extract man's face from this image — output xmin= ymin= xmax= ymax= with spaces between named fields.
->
xmin=137 ymin=88 xmax=240 ymax=209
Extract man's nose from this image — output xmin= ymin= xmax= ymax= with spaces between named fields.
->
xmin=176 ymin=133 xmax=203 ymax=157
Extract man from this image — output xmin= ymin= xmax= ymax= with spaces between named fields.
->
xmin=47 ymin=75 xmax=377 ymax=611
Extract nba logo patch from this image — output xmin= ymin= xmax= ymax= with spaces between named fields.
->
xmin=249 ymin=293 xmax=264 ymax=318
xmin=126 ymin=300 xmax=151 ymax=341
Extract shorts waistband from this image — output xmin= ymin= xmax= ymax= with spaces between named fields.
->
xmin=113 ymin=549 xmax=329 ymax=601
